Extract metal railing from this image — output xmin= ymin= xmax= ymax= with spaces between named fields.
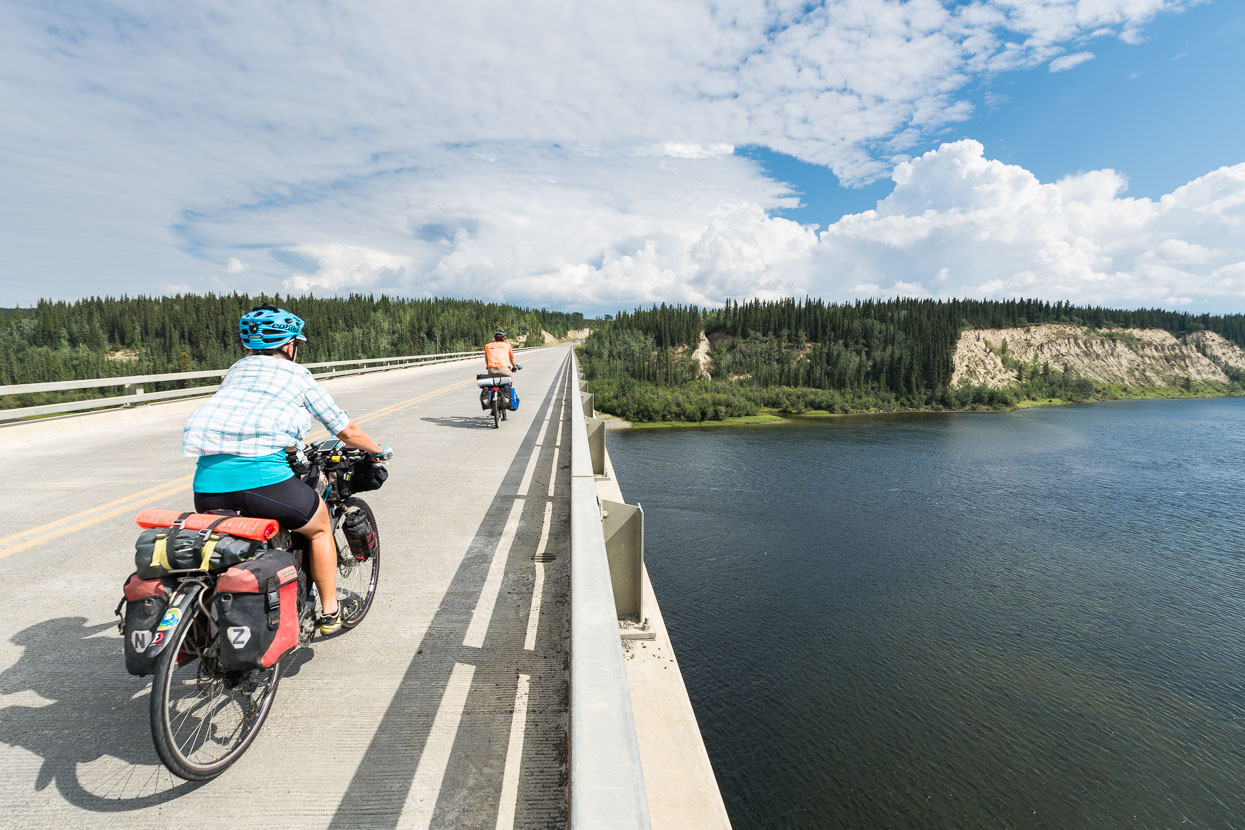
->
xmin=567 ymin=348 xmax=653 ymax=829
xmin=0 ymin=349 xmax=511 ymax=422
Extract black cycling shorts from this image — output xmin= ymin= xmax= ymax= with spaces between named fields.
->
xmin=194 ymin=476 xmax=322 ymax=528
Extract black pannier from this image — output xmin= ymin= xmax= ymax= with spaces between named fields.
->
xmin=117 ymin=572 xmax=179 ymax=676
xmin=211 ymin=550 xmax=300 ymax=671
xmin=134 ymin=517 xmax=261 ymax=579
xmin=338 ymin=458 xmax=388 ymax=496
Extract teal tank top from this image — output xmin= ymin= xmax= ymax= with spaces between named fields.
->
xmin=193 ymin=450 xmax=293 ymax=493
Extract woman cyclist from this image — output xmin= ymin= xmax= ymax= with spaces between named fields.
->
xmin=181 ymin=303 xmax=391 ymax=635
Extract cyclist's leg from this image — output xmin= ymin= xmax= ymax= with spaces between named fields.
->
xmin=294 ymin=499 xmax=336 ymax=615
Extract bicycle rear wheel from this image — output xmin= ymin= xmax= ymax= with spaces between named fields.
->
xmin=336 ymin=496 xmax=381 ymax=629
xmin=492 ymin=393 xmax=500 ymax=428
xmin=150 ymin=587 xmax=281 ymax=780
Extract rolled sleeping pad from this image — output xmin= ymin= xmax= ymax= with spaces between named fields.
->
xmin=134 ymin=509 xmax=279 ymax=542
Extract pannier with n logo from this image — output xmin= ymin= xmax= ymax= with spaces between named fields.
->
xmin=116 ymin=572 xmax=179 ymax=676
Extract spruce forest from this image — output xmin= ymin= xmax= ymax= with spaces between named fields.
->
xmin=1 ymin=294 xmax=587 ymax=408
xmin=579 ymin=298 xmax=1245 ymax=423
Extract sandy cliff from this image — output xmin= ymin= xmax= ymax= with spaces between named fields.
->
xmin=951 ymin=325 xmax=1245 ymax=389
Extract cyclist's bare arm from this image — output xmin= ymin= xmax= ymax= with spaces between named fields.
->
xmin=335 ymin=421 xmax=385 ymax=456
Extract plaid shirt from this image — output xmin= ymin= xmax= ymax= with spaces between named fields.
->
xmin=182 ymin=356 xmax=351 ymax=457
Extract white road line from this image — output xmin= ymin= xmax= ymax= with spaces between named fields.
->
xmin=517 ymin=383 xmax=558 ymax=496
xmin=524 ymin=501 xmax=554 ymax=651
xmin=462 ymin=498 xmax=525 ymax=648
xmin=400 ymin=662 xmax=477 ymax=830
xmin=548 ymin=380 xmax=567 ymax=497
xmin=495 ymin=673 xmax=532 ymax=830
xmin=516 ymin=449 xmax=541 ymax=497
xmin=524 ymin=563 xmax=545 ymax=652
xmin=546 ymin=447 xmax=559 ymax=498
xmin=536 ymin=384 xmax=556 ymax=443
xmin=554 ymin=390 xmax=566 ymax=448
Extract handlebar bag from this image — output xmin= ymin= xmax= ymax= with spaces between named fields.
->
xmin=116 ymin=572 xmax=179 ymax=676
xmin=134 ymin=518 xmax=262 ymax=579
xmin=211 ymin=549 xmax=300 ymax=671
xmin=340 ymin=458 xmax=388 ymax=496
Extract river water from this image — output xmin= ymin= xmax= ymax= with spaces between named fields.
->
xmin=607 ymin=398 xmax=1245 ymax=828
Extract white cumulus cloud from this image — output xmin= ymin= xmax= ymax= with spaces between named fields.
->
xmin=1049 ymin=51 xmax=1096 ymax=72
xmin=807 ymin=140 xmax=1245 ymax=309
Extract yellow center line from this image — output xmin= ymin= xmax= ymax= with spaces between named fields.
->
xmin=0 ymin=375 xmax=478 ymax=560
xmin=0 ymin=480 xmax=194 ymax=559
xmin=354 ymin=378 xmax=475 ymax=426
xmin=0 ymin=474 xmax=195 ymax=545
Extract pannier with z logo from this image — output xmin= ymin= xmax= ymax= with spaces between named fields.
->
xmin=211 ymin=550 xmax=300 ymax=671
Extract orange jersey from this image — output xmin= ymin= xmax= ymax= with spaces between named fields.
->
xmin=484 ymin=340 xmax=515 ymax=369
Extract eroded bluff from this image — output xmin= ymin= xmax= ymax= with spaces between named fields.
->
xmin=951 ymin=325 xmax=1245 ymax=389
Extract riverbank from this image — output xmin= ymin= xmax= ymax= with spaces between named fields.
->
xmin=601 ymin=387 xmax=1244 ymax=429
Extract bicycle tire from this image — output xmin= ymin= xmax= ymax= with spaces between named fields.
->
xmin=335 ymin=496 xmax=381 ymax=630
xmin=150 ymin=587 xmax=282 ymax=780
xmin=492 ymin=392 xmax=500 ymax=428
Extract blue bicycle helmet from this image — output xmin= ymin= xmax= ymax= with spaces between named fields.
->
xmin=239 ymin=303 xmax=307 ymax=349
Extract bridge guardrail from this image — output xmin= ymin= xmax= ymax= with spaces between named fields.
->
xmin=567 ymin=347 xmax=653 ymax=829
xmin=0 ymin=349 xmax=531 ymax=422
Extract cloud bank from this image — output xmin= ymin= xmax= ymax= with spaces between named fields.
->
xmin=213 ymin=140 xmax=1245 ymax=314
xmin=2 ymin=0 xmax=1233 ymax=313
xmin=813 ymin=140 xmax=1245 ymax=308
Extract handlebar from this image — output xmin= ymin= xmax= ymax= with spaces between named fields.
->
xmin=288 ymin=441 xmax=389 ymax=475
xmin=305 ymin=440 xmax=379 ymax=462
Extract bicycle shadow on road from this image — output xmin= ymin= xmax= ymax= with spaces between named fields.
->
xmin=421 ymin=415 xmax=499 ymax=430
xmin=0 ymin=616 xmax=205 ymax=813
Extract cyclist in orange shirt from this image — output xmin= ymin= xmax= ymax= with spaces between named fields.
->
xmin=484 ymin=330 xmax=519 ymax=376
xmin=481 ymin=330 xmax=522 ymax=411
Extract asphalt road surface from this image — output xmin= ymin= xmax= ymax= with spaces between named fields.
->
xmin=0 ymin=344 xmax=574 ymax=830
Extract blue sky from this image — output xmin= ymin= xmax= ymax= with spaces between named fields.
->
xmin=961 ymin=2 xmax=1245 ymax=198
xmin=744 ymin=1 xmax=1245 ymax=227
xmin=2 ymin=0 xmax=1244 ymax=314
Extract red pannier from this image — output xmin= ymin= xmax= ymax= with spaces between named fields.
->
xmin=210 ymin=550 xmax=300 ymax=671
xmin=117 ymin=572 xmax=179 ymax=676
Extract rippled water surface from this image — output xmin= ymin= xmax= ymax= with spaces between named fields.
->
xmin=608 ymin=398 xmax=1245 ymax=828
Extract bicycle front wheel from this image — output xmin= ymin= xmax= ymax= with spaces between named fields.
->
xmin=335 ymin=496 xmax=381 ymax=629
xmin=150 ymin=588 xmax=282 ymax=780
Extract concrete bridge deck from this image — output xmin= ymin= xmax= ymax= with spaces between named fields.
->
xmin=0 ymin=345 xmax=575 ymax=829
